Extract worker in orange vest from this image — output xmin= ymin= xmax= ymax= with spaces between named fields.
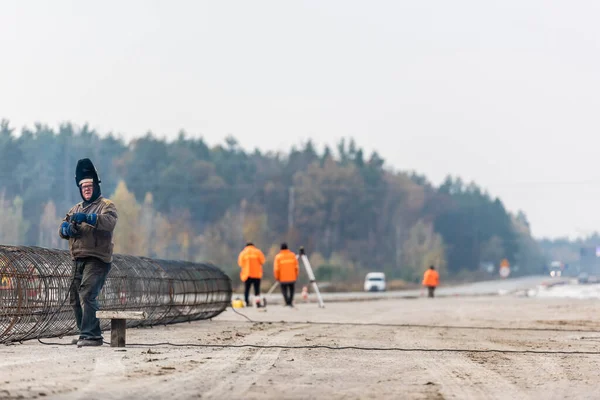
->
xmin=274 ymin=243 xmax=299 ymax=307
xmin=422 ymin=265 xmax=439 ymax=298
xmin=238 ymin=242 xmax=266 ymax=307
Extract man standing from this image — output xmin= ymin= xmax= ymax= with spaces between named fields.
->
xmin=59 ymin=158 xmax=118 ymax=347
xmin=274 ymin=243 xmax=299 ymax=307
xmin=422 ymin=265 xmax=439 ymax=298
xmin=238 ymin=242 xmax=265 ymax=307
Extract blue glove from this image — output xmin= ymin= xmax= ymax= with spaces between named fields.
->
xmin=60 ymin=221 xmax=70 ymax=237
xmin=72 ymin=212 xmax=97 ymax=226
xmin=60 ymin=222 xmax=81 ymax=238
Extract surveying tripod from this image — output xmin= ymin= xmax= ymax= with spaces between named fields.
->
xmin=266 ymin=246 xmax=325 ymax=308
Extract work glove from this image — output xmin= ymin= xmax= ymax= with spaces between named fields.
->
xmin=60 ymin=221 xmax=70 ymax=237
xmin=61 ymin=222 xmax=82 ymax=238
xmin=71 ymin=212 xmax=98 ymax=226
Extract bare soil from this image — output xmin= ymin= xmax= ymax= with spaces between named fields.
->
xmin=1 ymin=295 xmax=600 ymax=399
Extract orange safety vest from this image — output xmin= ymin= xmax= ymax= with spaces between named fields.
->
xmin=238 ymin=245 xmax=265 ymax=281
xmin=422 ymin=269 xmax=439 ymax=287
xmin=274 ymin=249 xmax=299 ymax=283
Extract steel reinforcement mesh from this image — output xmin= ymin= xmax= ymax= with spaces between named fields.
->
xmin=0 ymin=245 xmax=232 ymax=344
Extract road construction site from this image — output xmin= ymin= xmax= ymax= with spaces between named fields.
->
xmin=2 ymin=279 xmax=600 ymax=400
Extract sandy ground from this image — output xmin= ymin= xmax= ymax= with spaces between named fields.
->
xmin=2 ymin=295 xmax=600 ymax=400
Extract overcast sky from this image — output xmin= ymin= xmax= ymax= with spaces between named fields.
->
xmin=2 ymin=0 xmax=599 ymax=240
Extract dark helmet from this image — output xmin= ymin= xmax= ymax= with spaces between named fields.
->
xmin=75 ymin=158 xmax=102 ymax=203
xmin=75 ymin=158 xmax=101 ymax=186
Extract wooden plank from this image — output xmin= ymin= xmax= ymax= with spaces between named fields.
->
xmin=96 ymin=310 xmax=148 ymax=320
xmin=111 ymin=319 xmax=126 ymax=347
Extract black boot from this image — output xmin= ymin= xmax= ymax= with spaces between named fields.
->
xmin=77 ymin=338 xmax=103 ymax=347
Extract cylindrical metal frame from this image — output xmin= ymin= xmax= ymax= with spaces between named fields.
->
xmin=0 ymin=245 xmax=232 ymax=343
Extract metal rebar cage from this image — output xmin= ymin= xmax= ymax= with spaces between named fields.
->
xmin=0 ymin=245 xmax=232 ymax=344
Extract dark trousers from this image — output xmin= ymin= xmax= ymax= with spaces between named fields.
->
xmin=427 ymin=286 xmax=436 ymax=298
xmin=244 ymin=278 xmax=261 ymax=305
xmin=70 ymin=257 xmax=111 ymax=340
xmin=280 ymin=282 xmax=295 ymax=306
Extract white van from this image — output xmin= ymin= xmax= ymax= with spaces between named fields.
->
xmin=364 ymin=272 xmax=386 ymax=292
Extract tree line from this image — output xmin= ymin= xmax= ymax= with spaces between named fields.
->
xmin=0 ymin=119 xmax=546 ymax=285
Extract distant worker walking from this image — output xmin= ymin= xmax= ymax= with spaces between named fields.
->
xmin=422 ymin=265 xmax=439 ymax=298
xmin=274 ymin=243 xmax=299 ymax=307
xmin=238 ymin=242 xmax=265 ymax=307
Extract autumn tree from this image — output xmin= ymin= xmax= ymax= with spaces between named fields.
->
xmin=0 ymin=193 xmax=29 ymax=246
xmin=38 ymin=200 xmax=61 ymax=249
xmin=110 ymin=181 xmax=143 ymax=256
xmin=401 ymin=219 xmax=446 ymax=282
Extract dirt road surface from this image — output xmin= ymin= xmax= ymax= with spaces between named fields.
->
xmin=2 ymin=295 xmax=600 ymax=399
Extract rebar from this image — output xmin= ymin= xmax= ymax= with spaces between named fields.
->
xmin=0 ymin=245 xmax=232 ymax=344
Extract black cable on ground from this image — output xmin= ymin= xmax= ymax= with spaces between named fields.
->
xmin=230 ymin=306 xmax=254 ymax=322
xmin=36 ymin=273 xmax=78 ymax=346
xmin=120 ymin=341 xmax=600 ymax=355
xmin=226 ymin=307 xmax=600 ymax=333
xmin=35 ymin=332 xmax=600 ymax=355
xmin=36 ymin=338 xmax=73 ymax=346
